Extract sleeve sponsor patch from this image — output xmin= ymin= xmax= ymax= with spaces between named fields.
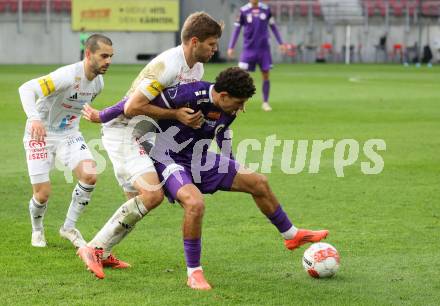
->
xmin=38 ymin=75 xmax=55 ymax=96
xmin=146 ymin=80 xmax=165 ymax=97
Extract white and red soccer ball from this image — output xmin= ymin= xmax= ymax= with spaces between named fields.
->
xmin=302 ymin=242 xmax=340 ymax=278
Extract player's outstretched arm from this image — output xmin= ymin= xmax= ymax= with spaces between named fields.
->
xmin=82 ymin=104 xmax=101 ymax=123
xmin=124 ymin=89 xmax=203 ymax=128
xmin=82 ymin=97 xmax=127 ymax=123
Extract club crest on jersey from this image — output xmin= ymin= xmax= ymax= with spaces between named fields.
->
xmin=260 ymin=12 xmax=267 ymax=20
xmin=167 ymin=86 xmax=178 ymax=99
xmin=59 ymin=115 xmax=77 ymax=129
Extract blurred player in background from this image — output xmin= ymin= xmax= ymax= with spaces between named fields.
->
xmin=76 ymin=12 xmax=224 ymax=281
xmin=227 ymin=0 xmax=286 ymax=112
xmin=79 ymin=29 xmax=90 ymax=60
xmin=18 ymin=34 xmax=113 ymax=248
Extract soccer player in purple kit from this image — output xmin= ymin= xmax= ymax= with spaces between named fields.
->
xmin=227 ymin=0 xmax=286 ymax=112
xmin=88 ymin=67 xmax=329 ymax=290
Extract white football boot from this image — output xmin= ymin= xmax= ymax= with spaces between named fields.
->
xmin=262 ymin=103 xmax=272 ymax=112
xmin=31 ymin=230 xmax=47 ymax=247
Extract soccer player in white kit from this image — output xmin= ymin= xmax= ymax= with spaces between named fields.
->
xmin=77 ymin=13 xmax=223 ymax=287
xmin=18 ymin=34 xmax=113 ymax=248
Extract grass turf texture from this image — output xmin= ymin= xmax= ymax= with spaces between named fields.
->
xmin=0 ymin=63 xmax=439 ymax=305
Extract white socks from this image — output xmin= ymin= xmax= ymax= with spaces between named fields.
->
xmin=63 ymin=181 xmax=95 ymax=230
xmin=88 ymin=196 xmax=147 ymax=258
xmin=29 ymin=197 xmax=47 ymax=232
xmin=187 ymin=266 xmax=203 ymax=277
xmin=281 ymin=225 xmax=298 ymax=240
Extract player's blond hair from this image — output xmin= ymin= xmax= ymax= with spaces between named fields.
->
xmin=181 ymin=12 xmax=223 ymax=43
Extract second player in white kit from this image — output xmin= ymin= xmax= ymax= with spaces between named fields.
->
xmin=18 ymin=34 xmax=113 ymax=248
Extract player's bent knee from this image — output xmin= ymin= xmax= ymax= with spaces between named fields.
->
xmin=138 ymin=189 xmax=164 ymax=210
xmin=81 ymin=173 xmax=97 ymax=185
xmin=34 ymin=188 xmax=51 ymax=203
xmin=180 ymin=196 xmax=205 ymax=216
xmin=252 ymin=173 xmax=270 ymax=196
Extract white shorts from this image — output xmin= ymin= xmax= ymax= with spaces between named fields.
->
xmin=102 ymin=126 xmax=156 ymax=193
xmin=23 ymin=127 xmax=94 ymax=185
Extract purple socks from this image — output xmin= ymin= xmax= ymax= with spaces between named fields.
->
xmin=184 ymin=238 xmax=201 ymax=268
xmin=268 ymin=205 xmax=292 ymax=233
xmin=263 ymin=80 xmax=270 ymax=103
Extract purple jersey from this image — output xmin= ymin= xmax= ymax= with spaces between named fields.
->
xmin=229 ymin=2 xmax=282 ymax=52
xmin=150 ymin=82 xmax=234 ymax=164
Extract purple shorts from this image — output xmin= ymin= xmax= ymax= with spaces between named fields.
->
xmin=239 ymin=48 xmax=272 ymax=72
xmin=154 ymin=152 xmax=240 ymax=203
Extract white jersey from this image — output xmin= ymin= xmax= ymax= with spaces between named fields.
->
xmin=19 ymin=61 xmax=104 ymax=133
xmin=103 ymin=44 xmax=204 ymax=128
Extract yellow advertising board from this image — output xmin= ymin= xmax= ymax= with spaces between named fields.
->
xmin=72 ymin=0 xmax=179 ymax=32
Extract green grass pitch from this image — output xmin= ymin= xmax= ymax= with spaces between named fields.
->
xmin=0 ymin=63 xmax=439 ymax=305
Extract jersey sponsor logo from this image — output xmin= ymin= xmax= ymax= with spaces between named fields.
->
xmin=28 ymin=140 xmax=47 ymax=160
xmin=28 ymin=139 xmax=46 ymax=149
xmin=196 ymin=98 xmax=210 ymax=104
xmin=59 ymin=115 xmax=78 ymax=129
xmin=62 ymin=103 xmax=73 ymax=109
xmin=38 ymin=75 xmax=55 ymax=96
xmin=194 ymin=90 xmax=207 ymax=96
xmin=177 ymin=75 xmax=199 ymax=83
xmin=146 ymin=80 xmax=164 ymax=97
xmin=66 ymin=135 xmax=85 ymax=146
xmin=28 ymin=151 xmax=48 ymax=160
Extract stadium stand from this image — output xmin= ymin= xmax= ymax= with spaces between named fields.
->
xmin=0 ymin=0 xmax=72 ymax=14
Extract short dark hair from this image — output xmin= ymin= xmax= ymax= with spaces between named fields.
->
xmin=85 ymin=34 xmax=112 ymax=53
xmin=181 ymin=12 xmax=223 ymax=43
xmin=214 ymin=67 xmax=256 ymax=99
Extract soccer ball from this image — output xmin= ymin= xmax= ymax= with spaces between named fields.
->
xmin=302 ymin=242 xmax=340 ymax=278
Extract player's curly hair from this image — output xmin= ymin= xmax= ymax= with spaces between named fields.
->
xmin=214 ymin=67 xmax=256 ymax=99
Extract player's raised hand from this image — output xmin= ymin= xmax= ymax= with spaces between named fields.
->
xmin=82 ymin=103 xmax=101 ymax=123
xmin=227 ymin=48 xmax=235 ymax=59
xmin=30 ymin=120 xmax=46 ymax=142
xmin=176 ymin=107 xmax=203 ymax=129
